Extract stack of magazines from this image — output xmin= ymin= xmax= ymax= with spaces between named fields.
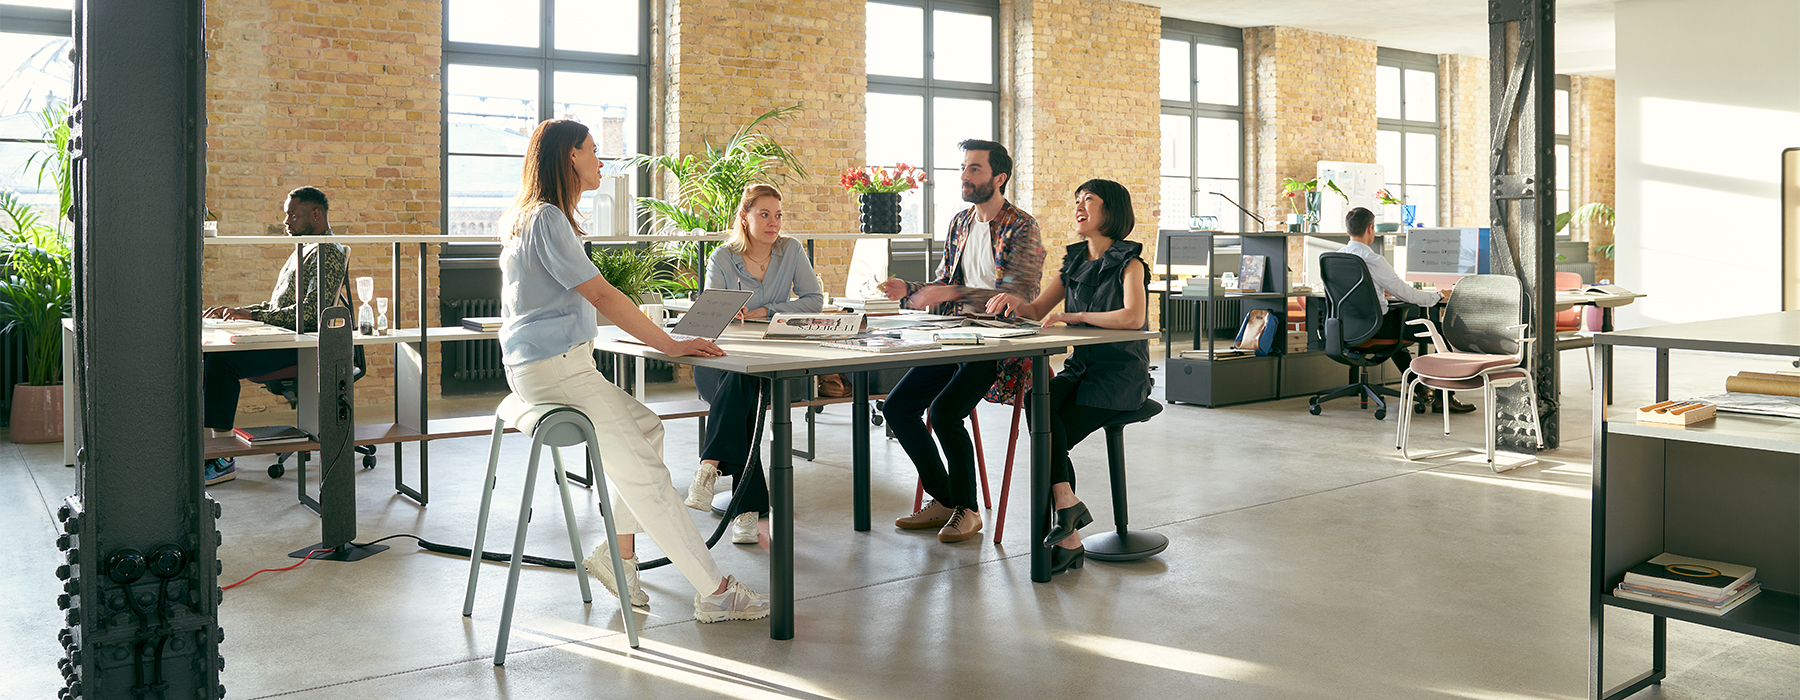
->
xmin=462 ymin=316 xmax=503 ymax=332
xmin=1614 ymin=553 xmax=1760 ymax=616
xmin=833 ymin=297 xmax=901 ymax=315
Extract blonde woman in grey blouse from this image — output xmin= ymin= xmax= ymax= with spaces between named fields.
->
xmin=685 ymin=184 xmax=824 ymax=545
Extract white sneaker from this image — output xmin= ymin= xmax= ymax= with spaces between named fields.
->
xmin=582 ymin=545 xmax=649 ymax=609
xmin=730 ymin=512 xmax=760 ymax=545
xmin=693 ymin=575 xmax=771 ymax=623
xmin=684 ymin=463 xmax=720 ymax=511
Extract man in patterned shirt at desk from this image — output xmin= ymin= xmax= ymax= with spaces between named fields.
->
xmin=198 ymin=186 xmax=349 ymax=485
xmin=1339 ymin=206 xmax=1471 ymax=414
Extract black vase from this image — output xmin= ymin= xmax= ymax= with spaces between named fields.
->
xmin=858 ymin=192 xmax=902 ymax=234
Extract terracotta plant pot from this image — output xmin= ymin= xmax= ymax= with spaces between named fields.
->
xmin=11 ymin=383 xmax=63 ymax=444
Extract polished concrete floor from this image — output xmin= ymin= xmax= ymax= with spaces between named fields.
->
xmin=7 ymin=347 xmax=1800 ymax=699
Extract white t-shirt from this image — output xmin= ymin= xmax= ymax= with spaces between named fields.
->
xmin=960 ymin=219 xmax=997 ymax=289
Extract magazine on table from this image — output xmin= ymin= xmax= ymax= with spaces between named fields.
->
xmin=763 ymin=313 xmax=865 ymax=339
xmin=820 ymin=336 xmax=940 ymax=353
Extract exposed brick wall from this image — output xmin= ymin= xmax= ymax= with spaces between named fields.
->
xmin=662 ymin=0 xmax=864 ymax=295
xmin=204 ymin=0 xmax=443 ymax=418
xmin=1571 ymin=75 xmax=1616 ymax=282
xmin=1010 ymin=0 xmax=1162 ymax=293
xmin=1242 ymin=26 xmax=1377 ymax=276
xmin=1439 ymin=54 xmax=1490 ymax=227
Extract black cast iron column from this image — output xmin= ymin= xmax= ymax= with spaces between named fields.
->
xmin=1489 ymin=0 xmax=1559 ymax=451
xmin=59 ymin=1 xmax=221 ymax=698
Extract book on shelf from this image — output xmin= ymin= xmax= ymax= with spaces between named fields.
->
xmin=764 ymin=313 xmax=864 ymax=339
xmin=1181 ymin=348 xmax=1255 ymax=360
xmin=461 ymin=316 xmax=503 ymax=332
xmin=1614 ymin=581 xmax=1761 ymax=616
xmin=231 ymin=425 xmax=312 ymax=446
xmin=1237 ymin=255 xmax=1267 ymax=293
xmin=1623 ymin=553 xmax=1757 ymax=599
xmin=1616 ymin=578 xmax=1759 ymax=606
xmin=212 ymin=325 xmax=296 ymax=345
xmin=820 ymin=336 xmax=940 ymax=353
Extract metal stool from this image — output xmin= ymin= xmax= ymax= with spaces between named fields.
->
xmin=462 ymin=394 xmax=639 ymax=665
xmin=1081 ymin=399 xmax=1170 ymax=562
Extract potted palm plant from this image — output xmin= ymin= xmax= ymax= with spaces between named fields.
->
xmin=0 ymin=102 xmax=73 ymax=443
xmin=0 ymin=190 xmax=72 ymax=443
xmin=623 ymin=104 xmax=808 ymax=291
xmin=589 ymin=243 xmax=685 ymax=323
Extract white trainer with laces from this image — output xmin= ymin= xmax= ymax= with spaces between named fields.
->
xmin=693 ymin=576 xmax=771 ymax=623
xmin=582 ymin=546 xmax=649 ymax=609
xmin=685 ymin=463 xmax=720 ymax=511
xmin=730 ymin=512 xmax=759 ymax=545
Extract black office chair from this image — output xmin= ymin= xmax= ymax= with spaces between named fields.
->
xmin=1308 ymin=252 xmax=1407 ymax=420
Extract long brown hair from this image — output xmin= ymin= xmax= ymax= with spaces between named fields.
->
xmin=725 ymin=183 xmax=784 ymax=254
xmin=502 ymin=119 xmax=590 ymax=241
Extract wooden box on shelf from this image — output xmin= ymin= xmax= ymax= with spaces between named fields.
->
xmin=1635 ymin=400 xmax=1716 ymax=426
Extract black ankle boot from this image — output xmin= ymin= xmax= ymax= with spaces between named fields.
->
xmin=1050 ymin=543 xmax=1086 ymax=575
xmin=1044 ymin=501 xmax=1093 ymax=547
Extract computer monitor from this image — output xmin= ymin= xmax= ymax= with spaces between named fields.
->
xmin=1402 ymin=227 xmax=1490 ymax=288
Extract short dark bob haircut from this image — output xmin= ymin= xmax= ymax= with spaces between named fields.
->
xmin=1075 ymin=179 xmax=1135 ymax=241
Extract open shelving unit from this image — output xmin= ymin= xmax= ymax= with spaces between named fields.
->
xmin=1159 ymin=230 xmax=1395 ymax=407
xmin=1591 ymin=310 xmax=1800 ymax=699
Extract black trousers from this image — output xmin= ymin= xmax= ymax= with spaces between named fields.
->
xmin=694 ymin=366 xmax=769 ymax=514
xmin=1043 ymin=373 xmax=1128 ymax=488
xmin=203 ymin=348 xmax=298 ymax=431
xmin=882 ymin=361 xmax=998 ymax=511
xmin=1374 ymin=307 xmax=1418 ymax=376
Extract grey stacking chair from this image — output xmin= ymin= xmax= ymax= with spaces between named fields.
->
xmin=1395 ymin=274 xmax=1545 ymax=472
xmin=463 ymin=394 xmax=639 ymax=665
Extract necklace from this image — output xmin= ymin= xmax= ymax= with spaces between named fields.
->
xmin=744 ymin=247 xmax=772 ymax=265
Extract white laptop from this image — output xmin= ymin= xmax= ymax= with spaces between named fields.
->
xmin=660 ymin=288 xmax=754 ymax=341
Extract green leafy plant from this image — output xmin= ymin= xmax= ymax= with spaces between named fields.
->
xmin=1555 ymin=202 xmax=1616 ymax=260
xmin=0 ymin=189 xmax=72 ymax=386
xmin=589 ymin=244 xmax=686 ymax=303
xmin=625 ymin=104 xmax=808 ymax=236
xmin=24 ymin=101 xmax=72 ymax=234
xmin=1280 ymin=177 xmax=1348 ymax=214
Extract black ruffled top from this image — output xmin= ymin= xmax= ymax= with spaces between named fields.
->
xmin=1058 ymin=239 xmax=1151 ymax=410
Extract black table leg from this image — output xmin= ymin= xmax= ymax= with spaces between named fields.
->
xmin=852 ymin=371 xmax=871 ymax=531
xmin=770 ymin=377 xmax=794 ymax=639
xmin=1030 ymin=355 xmax=1051 ymax=583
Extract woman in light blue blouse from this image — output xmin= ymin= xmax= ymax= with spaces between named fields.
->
xmin=684 ymin=184 xmax=823 ymax=545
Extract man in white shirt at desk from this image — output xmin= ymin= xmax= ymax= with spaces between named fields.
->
xmin=1340 ymin=207 xmax=1471 ymax=414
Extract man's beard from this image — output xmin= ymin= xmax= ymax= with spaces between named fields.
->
xmin=961 ymin=180 xmax=995 ymax=204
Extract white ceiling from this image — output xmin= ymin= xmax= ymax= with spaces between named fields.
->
xmin=1149 ymin=0 xmax=1618 ymax=77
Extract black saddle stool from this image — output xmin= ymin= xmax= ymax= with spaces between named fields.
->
xmin=1081 ymin=399 xmax=1170 ymax=562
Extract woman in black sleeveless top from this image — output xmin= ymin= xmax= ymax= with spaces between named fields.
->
xmin=987 ymin=179 xmax=1150 ymax=575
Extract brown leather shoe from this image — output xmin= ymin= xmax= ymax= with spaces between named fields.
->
xmin=1446 ymin=395 xmax=1477 ymax=413
xmin=896 ymin=500 xmax=954 ymax=530
xmin=937 ymin=506 xmax=983 ymax=543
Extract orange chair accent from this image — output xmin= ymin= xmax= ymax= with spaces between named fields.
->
xmin=911 ymin=393 xmax=1026 ymax=544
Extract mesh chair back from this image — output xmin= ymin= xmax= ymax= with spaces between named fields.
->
xmin=1319 ymin=252 xmax=1384 ymax=347
xmin=1442 ymin=274 xmax=1525 ymax=355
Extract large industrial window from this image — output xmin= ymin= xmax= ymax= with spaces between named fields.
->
xmin=443 ymin=0 xmax=649 ymax=238
xmin=1159 ymin=19 xmax=1243 ymax=232
xmin=864 ymin=0 xmax=1000 ymax=241
xmin=0 ymin=3 xmax=74 ymax=217
xmin=1376 ymin=47 xmax=1441 ymax=228
xmin=1555 ymin=74 xmax=1572 ymax=223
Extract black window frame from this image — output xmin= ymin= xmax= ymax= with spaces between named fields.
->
xmin=0 ymin=5 xmax=74 ymax=154
xmin=1376 ymin=47 xmax=1441 ymax=225
xmin=865 ymin=0 xmax=1002 ymax=246
xmin=1160 ymin=19 xmax=1244 ymax=232
xmin=441 ymin=0 xmax=653 ymax=241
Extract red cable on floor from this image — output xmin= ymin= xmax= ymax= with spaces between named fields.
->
xmin=221 ymin=548 xmax=332 ymax=590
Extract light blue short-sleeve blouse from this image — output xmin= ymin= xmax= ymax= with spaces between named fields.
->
xmin=499 ymin=204 xmax=601 ymax=367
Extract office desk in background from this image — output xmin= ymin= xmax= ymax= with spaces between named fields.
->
xmin=594 ymin=322 xmax=1159 ymax=641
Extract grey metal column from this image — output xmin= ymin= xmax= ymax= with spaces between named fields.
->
xmin=61 ymin=1 xmax=222 ymax=698
xmin=1489 ymin=0 xmax=1559 ymax=450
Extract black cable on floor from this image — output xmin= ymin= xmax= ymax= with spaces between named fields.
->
xmin=349 ymin=379 xmax=770 ymax=572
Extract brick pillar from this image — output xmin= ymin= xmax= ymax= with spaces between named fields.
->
xmin=204 ymin=0 xmax=444 ymax=415
xmin=1243 ymin=27 xmax=1377 ymax=276
xmin=663 ymin=0 xmax=866 ymax=294
xmin=1440 ymin=54 xmax=1490 ymax=227
xmin=1010 ymin=0 xmax=1162 ymax=294
xmin=1571 ymin=75 xmax=1616 ymax=282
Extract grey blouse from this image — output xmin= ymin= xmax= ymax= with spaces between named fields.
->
xmin=706 ymin=236 xmax=825 ymax=314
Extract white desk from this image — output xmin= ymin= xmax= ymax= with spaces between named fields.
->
xmin=594 ymin=323 xmax=1159 ymax=640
